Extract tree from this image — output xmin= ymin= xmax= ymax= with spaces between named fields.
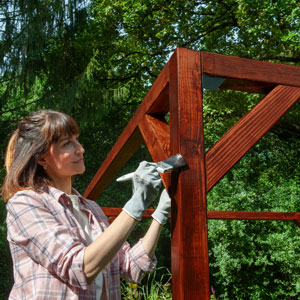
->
xmin=1 ymin=0 xmax=300 ymax=298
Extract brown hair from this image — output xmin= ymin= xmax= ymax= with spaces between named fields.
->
xmin=1 ymin=110 xmax=79 ymax=202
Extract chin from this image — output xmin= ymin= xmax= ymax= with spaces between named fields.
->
xmin=73 ymin=162 xmax=85 ymax=174
xmin=75 ymin=167 xmax=85 ymax=174
xmin=79 ymin=166 xmax=86 ymax=174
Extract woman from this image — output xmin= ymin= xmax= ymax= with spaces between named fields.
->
xmin=2 ymin=110 xmax=171 ymax=299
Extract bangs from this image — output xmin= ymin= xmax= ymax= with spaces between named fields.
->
xmin=44 ymin=111 xmax=79 ymax=144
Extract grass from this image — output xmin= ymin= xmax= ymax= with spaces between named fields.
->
xmin=121 ymin=266 xmax=218 ymax=299
xmin=121 ymin=267 xmax=172 ymax=299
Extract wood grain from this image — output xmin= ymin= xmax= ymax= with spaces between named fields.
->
xmin=101 ymin=208 xmax=300 ymax=226
xmin=202 ymin=52 xmax=300 ymax=91
xmin=147 ymin=83 xmax=169 ymax=115
xmin=169 ymin=48 xmax=210 ymax=299
xmin=219 ymin=77 xmax=275 ymax=94
xmin=138 ymin=114 xmax=171 ymax=160
xmin=207 ymin=210 xmax=300 ymax=221
xmin=138 ymin=114 xmax=171 ymax=188
xmin=82 ymin=49 xmax=300 ymax=298
xmin=206 ymin=85 xmax=300 ymax=192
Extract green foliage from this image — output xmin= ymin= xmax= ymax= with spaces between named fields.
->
xmin=0 ymin=200 xmax=13 ymax=300
xmin=207 ymin=128 xmax=300 ymax=299
xmin=1 ymin=1 xmax=300 ymax=299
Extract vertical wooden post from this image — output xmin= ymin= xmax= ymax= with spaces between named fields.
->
xmin=169 ymin=48 xmax=210 ymax=299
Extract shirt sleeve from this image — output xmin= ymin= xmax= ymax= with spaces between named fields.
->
xmin=118 ymin=239 xmax=157 ymax=283
xmin=6 ymin=191 xmax=88 ymax=289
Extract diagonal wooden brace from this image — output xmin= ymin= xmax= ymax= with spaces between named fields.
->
xmin=206 ymin=85 xmax=300 ymax=192
xmin=138 ymin=114 xmax=171 ymax=189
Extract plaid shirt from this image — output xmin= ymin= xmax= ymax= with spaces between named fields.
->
xmin=6 ymin=186 xmax=157 ymax=299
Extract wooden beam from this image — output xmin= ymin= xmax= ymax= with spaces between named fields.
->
xmin=219 ymin=78 xmax=275 ymax=94
xmin=138 ymin=114 xmax=171 ymax=161
xmin=83 ymin=60 xmax=170 ymax=200
xmin=102 ymin=207 xmax=154 ymax=219
xmin=101 ymin=207 xmax=300 ymax=220
xmin=206 ymin=85 xmax=300 ymax=192
xmin=169 ymin=48 xmax=210 ymax=299
xmin=138 ymin=114 xmax=171 ymax=188
xmin=83 ymin=128 xmax=144 ymax=200
xmin=207 ymin=210 xmax=300 ymax=221
xmin=147 ymin=83 xmax=169 ymax=115
xmin=201 ymin=52 xmax=300 ymax=90
xmin=82 ymin=49 xmax=300 ymax=299
xmin=101 ymin=208 xmax=300 ymax=227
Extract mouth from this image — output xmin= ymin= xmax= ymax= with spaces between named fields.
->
xmin=74 ymin=158 xmax=84 ymax=163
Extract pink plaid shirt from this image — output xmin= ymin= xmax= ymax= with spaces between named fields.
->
xmin=6 ymin=186 xmax=157 ymax=299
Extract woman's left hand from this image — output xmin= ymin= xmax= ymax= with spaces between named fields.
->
xmin=151 ymin=189 xmax=171 ymax=224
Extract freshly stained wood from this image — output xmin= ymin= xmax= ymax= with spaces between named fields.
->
xmin=138 ymin=114 xmax=171 ymax=160
xmin=138 ymin=114 xmax=171 ymax=188
xmin=206 ymin=85 xmax=300 ymax=192
xmin=102 ymin=208 xmax=300 ymax=223
xmin=83 ymin=49 xmax=300 ymax=299
xmin=219 ymin=78 xmax=275 ymax=94
xmin=169 ymin=48 xmax=210 ymax=299
xmin=148 ymin=83 xmax=169 ymax=115
xmin=84 ymin=128 xmax=144 ymax=200
xmin=202 ymin=51 xmax=300 ymax=89
xmin=207 ymin=211 xmax=300 ymax=221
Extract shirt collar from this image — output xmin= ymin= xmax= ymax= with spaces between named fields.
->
xmin=45 ymin=185 xmax=83 ymax=205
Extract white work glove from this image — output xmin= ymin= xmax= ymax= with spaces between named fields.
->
xmin=123 ymin=161 xmax=162 ymax=221
xmin=152 ymin=189 xmax=171 ymax=224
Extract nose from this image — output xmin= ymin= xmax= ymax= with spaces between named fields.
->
xmin=75 ymin=141 xmax=85 ymax=155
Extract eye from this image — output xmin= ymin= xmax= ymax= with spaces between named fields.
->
xmin=63 ymin=140 xmax=71 ymax=146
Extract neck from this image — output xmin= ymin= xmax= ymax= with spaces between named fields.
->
xmin=50 ymin=177 xmax=72 ymax=195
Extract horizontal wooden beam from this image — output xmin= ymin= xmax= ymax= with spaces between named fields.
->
xmin=201 ymin=52 xmax=300 ymax=90
xmin=219 ymin=78 xmax=275 ymax=94
xmin=101 ymin=207 xmax=300 ymax=227
xmin=102 ymin=207 xmax=154 ymax=218
xmin=206 ymin=85 xmax=300 ymax=192
xmin=207 ymin=210 xmax=300 ymax=221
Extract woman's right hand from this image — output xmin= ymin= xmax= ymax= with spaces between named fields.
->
xmin=122 ymin=161 xmax=162 ymax=221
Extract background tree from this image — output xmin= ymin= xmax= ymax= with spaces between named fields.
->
xmin=1 ymin=0 xmax=300 ymax=298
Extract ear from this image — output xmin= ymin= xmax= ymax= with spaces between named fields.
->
xmin=37 ymin=155 xmax=47 ymax=168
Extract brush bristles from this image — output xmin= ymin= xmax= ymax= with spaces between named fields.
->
xmin=156 ymin=154 xmax=187 ymax=172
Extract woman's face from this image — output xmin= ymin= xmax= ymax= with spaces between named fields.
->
xmin=41 ymin=134 xmax=85 ymax=181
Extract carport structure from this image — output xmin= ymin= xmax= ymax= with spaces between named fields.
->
xmin=83 ymin=48 xmax=300 ymax=299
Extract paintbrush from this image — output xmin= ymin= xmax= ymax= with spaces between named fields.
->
xmin=116 ymin=154 xmax=187 ymax=182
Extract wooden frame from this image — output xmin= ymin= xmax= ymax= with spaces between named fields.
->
xmin=83 ymin=49 xmax=300 ymax=299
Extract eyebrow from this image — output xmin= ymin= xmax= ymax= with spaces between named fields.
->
xmin=58 ymin=137 xmax=70 ymax=142
xmin=59 ymin=135 xmax=79 ymax=142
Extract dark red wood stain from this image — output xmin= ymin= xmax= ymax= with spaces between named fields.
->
xmin=84 ymin=49 xmax=300 ymax=299
xmin=169 ymin=49 xmax=210 ymax=299
xmin=206 ymin=85 xmax=300 ymax=192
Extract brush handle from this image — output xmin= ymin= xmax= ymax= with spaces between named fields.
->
xmin=116 ymin=172 xmax=135 ymax=182
xmin=116 ymin=165 xmax=167 ymax=182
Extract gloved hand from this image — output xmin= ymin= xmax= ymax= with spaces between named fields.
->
xmin=152 ymin=189 xmax=171 ymax=224
xmin=123 ymin=161 xmax=162 ymax=221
